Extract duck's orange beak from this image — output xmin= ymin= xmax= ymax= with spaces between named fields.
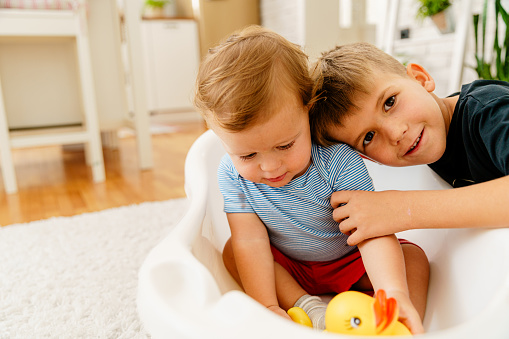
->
xmin=373 ymin=289 xmax=398 ymax=335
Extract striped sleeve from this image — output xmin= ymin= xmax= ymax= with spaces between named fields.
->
xmin=326 ymin=144 xmax=374 ymax=192
xmin=217 ymin=155 xmax=254 ymax=213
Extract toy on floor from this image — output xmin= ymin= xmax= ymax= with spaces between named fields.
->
xmin=288 ymin=289 xmax=411 ymax=336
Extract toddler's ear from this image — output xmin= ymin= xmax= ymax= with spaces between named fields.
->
xmin=406 ymin=63 xmax=435 ymax=92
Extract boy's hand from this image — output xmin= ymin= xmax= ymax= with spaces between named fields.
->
xmin=385 ymin=290 xmax=424 ymax=335
xmin=331 ymin=190 xmax=413 ymax=245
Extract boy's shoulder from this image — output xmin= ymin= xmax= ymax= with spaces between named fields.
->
xmin=457 ymin=80 xmax=509 ymax=121
xmin=460 ymin=80 xmax=509 ymax=102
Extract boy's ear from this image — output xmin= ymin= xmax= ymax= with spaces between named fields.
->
xmin=406 ymin=63 xmax=435 ymax=92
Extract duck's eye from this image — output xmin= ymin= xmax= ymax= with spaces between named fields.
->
xmin=350 ymin=317 xmax=361 ymax=328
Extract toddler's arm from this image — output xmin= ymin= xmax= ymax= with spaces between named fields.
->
xmin=226 ymin=213 xmax=288 ymax=318
xmin=358 ymin=235 xmax=424 ymax=334
xmin=332 ymin=175 xmax=509 ymax=245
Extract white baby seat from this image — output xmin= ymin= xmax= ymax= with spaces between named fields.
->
xmin=138 ymin=130 xmax=509 ymax=339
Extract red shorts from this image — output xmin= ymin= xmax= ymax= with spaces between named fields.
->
xmin=270 ymin=239 xmax=420 ymax=295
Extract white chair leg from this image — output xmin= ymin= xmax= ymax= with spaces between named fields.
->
xmin=124 ymin=0 xmax=154 ymax=170
xmin=75 ymin=4 xmax=105 ymax=183
xmin=0 ymin=75 xmax=17 ymax=194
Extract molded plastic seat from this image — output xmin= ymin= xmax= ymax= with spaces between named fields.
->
xmin=138 ymin=130 xmax=509 ymax=339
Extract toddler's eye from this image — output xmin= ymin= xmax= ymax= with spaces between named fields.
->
xmin=363 ymin=131 xmax=375 ymax=146
xmin=384 ymin=96 xmax=396 ymax=111
xmin=240 ymin=153 xmax=256 ymax=161
xmin=277 ymin=141 xmax=295 ymax=150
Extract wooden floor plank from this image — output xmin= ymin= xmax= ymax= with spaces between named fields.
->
xmin=0 ymin=121 xmax=207 ymax=226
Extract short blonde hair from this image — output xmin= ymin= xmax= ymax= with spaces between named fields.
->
xmin=310 ymin=42 xmax=407 ymax=146
xmin=194 ymin=25 xmax=314 ymax=132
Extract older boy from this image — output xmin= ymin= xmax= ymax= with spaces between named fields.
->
xmin=310 ymin=42 xmax=509 ymax=246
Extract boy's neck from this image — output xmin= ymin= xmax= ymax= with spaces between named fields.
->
xmin=440 ymin=94 xmax=459 ymax=134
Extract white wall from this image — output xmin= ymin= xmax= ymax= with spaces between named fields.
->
xmin=261 ymin=0 xmax=505 ymax=97
xmin=261 ymin=0 xmax=388 ymax=54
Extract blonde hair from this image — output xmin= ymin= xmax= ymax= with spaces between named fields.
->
xmin=194 ymin=25 xmax=314 ymax=132
xmin=310 ymin=42 xmax=407 ymax=146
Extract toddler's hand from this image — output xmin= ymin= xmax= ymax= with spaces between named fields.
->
xmin=267 ymin=305 xmax=292 ymax=321
xmin=386 ymin=290 xmax=424 ymax=335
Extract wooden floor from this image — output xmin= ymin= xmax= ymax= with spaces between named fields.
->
xmin=0 ymin=121 xmax=207 ymax=226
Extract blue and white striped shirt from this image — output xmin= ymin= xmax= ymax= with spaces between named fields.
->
xmin=218 ymin=143 xmax=374 ymax=262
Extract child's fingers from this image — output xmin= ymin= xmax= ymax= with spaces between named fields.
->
xmin=330 ymin=190 xmax=351 ymax=208
xmin=346 ymin=230 xmax=363 ymax=246
xmin=396 ymin=299 xmax=425 ymax=335
xmin=332 ymin=203 xmax=349 ymax=223
xmin=336 ymin=218 xmax=362 ymax=245
xmin=337 ymin=216 xmax=354 ymax=234
xmin=400 ymin=315 xmax=424 ymax=335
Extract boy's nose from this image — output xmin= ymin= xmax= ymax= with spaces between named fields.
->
xmin=383 ymin=121 xmax=407 ymax=145
xmin=388 ymin=129 xmax=405 ymax=145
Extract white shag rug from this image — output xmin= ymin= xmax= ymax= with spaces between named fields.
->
xmin=0 ymin=198 xmax=189 ymax=339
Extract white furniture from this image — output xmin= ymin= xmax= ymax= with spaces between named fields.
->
xmin=0 ymin=3 xmax=105 ymax=193
xmin=138 ymin=130 xmax=509 ymax=339
xmin=117 ymin=0 xmax=154 ymax=169
xmin=382 ymin=0 xmax=474 ymax=96
xmin=140 ymin=19 xmax=200 ymax=113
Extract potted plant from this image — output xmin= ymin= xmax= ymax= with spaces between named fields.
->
xmin=143 ymin=0 xmax=173 ymax=18
xmin=472 ymin=0 xmax=509 ymax=81
xmin=416 ymin=0 xmax=455 ymax=34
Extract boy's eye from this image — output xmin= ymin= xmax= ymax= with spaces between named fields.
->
xmin=384 ymin=96 xmax=396 ymax=111
xmin=277 ymin=140 xmax=295 ymax=150
xmin=240 ymin=153 xmax=256 ymax=161
xmin=363 ymin=131 xmax=375 ymax=146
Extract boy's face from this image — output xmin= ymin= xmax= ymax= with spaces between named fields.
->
xmin=213 ymin=92 xmax=312 ymax=188
xmin=327 ymin=66 xmax=448 ymax=167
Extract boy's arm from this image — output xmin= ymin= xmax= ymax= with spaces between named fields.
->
xmin=357 ymin=235 xmax=424 ymax=334
xmin=227 ymin=212 xmax=283 ymax=314
xmin=333 ymin=175 xmax=509 ymax=245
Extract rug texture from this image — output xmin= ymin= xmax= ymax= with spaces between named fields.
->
xmin=0 ymin=198 xmax=188 ymax=339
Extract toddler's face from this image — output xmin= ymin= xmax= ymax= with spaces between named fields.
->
xmin=327 ymin=70 xmax=448 ymax=167
xmin=213 ymin=92 xmax=312 ymax=187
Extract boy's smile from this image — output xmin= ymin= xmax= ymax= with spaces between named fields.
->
xmin=328 ymin=65 xmax=456 ymax=167
xmin=212 ymin=91 xmax=312 ymax=187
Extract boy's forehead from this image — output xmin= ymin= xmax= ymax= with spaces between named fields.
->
xmin=328 ymin=119 xmax=364 ymax=150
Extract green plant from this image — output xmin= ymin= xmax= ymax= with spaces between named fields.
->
xmin=144 ymin=0 xmax=169 ymax=8
xmin=473 ymin=0 xmax=509 ymax=81
xmin=416 ymin=0 xmax=452 ymax=19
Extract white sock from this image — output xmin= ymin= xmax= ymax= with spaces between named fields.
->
xmin=294 ymin=294 xmax=327 ymax=330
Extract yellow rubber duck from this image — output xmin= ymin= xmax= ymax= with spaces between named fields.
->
xmin=288 ymin=289 xmax=411 ymax=336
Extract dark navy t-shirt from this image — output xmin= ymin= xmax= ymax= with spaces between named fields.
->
xmin=429 ymin=80 xmax=509 ymax=187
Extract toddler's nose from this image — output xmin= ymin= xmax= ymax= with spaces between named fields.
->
xmin=260 ymin=154 xmax=281 ymax=173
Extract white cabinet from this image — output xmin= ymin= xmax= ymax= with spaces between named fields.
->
xmin=141 ymin=19 xmax=200 ymax=113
